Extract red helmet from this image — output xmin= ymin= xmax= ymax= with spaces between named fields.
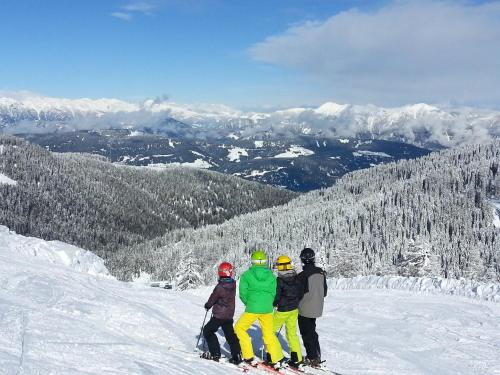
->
xmin=218 ymin=262 xmax=234 ymax=278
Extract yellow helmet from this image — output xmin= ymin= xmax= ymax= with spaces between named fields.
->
xmin=276 ymin=255 xmax=292 ymax=271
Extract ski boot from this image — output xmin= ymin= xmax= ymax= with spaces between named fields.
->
xmin=271 ymin=357 xmax=289 ymax=370
xmin=287 ymin=352 xmax=303 ymax=369
xmin=304 ymin=356 xmax=322 ymax=368
xmin=200 ymin=351 xmax=220 ymax=362
xmin=243 ymin=357 xmax=260 ymax=367
xmin=229 ymin=353 xmax=243 ymax=365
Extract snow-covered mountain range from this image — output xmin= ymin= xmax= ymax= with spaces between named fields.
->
xmin=1 ymin=93 xmax=499 ymax=148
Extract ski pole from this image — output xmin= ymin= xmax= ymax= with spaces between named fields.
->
xmin=195 ymin=308 xmax=209 ymax=350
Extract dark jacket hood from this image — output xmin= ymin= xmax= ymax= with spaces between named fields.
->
xmin=219 ymin=278 xmax=236 ymax=290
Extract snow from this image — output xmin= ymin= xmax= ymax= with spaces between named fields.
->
xmin=0 ymin=226 xmax=111 ymax=278
xmin=492 ymin=201 xmax=500 ymax=229
xmin=227 ymin=133 xmax=239 ymax=140
xmin=227 ymin=147 xmax=248 ymax=162
xmin=128 ymin=130 xmax=143 ymax=137
xmin=323 ymin=289 xmax=500 ymax=375
xmin=254 ymin=141 xmax=264 ymax=148
xmin=120 ymin=155 xmax=134 ymax=163
xmin=1 ymin=229 xmax=500 ymax=374
xmin=190 ymin=150 xmax=205 ymax=157
xmin=0 ymin=94 xmax=138 ymax=115
xmin=0 ymin=172 xmax=17 ymax=186
xmin=353 ymin=150 xmax=393 ymax=158
xmin=338 ymin=139 xmax=350 ymax=144
xmin=274 ymin=146 xmax=315 ymax=158
xmin=2 ymin=93 xmax=499 ymax=148
xmin=315 ymin=102 xmax=348 ymax=117
xmin=329 ymin=275 xmax=500 ymax=302
xmin=244 ymin=167 xmax=285 ymax=178
xmin=148 ymin=159 xmax=212 ymax=169
xmin=1 ymin=232 xmax=499 ymax=375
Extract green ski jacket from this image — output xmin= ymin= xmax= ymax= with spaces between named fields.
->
xmin=239 ymin=265 xmax=277 ymax=314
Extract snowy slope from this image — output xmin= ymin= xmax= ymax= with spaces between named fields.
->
xmin=1 ymin=228 xmax=500 ymax=374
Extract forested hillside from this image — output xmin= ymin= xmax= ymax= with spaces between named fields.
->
xmin=119 ymin=142 xmax=500 ymax=284
xmin=0 ymin=135 xmax=297 ymax=260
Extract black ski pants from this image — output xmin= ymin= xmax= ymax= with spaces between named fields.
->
xmin=298 ymin=315 xmax=321 ymax=360
xmin=203 ymin=317 xmax=241 ymax=358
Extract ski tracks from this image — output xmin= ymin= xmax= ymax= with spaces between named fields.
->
xmin=0 ymin=307 xmax=27 ymax=375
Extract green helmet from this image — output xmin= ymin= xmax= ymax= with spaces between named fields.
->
xmin=251 ymin=250 xmax=267 ymax=266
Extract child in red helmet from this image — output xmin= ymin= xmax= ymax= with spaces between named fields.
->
xmin=201 ymin=262 xmax=242 ymax=365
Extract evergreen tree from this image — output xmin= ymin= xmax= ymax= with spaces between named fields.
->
xmin=175 ymin=252 xmax=203 ymax=290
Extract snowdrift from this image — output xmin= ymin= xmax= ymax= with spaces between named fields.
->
xmin=0 ymin=226 xmax=111 ymax=277
xmin=329 ymin=275 xmax=500 ymax=302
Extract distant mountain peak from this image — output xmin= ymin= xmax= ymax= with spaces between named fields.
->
xmin=315 ymin=102 xmax=349 ymax=116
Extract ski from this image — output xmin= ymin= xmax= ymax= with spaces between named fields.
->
xmin=247 ymin=361 xmax=288 ymax=375
xmin=166 ymin=346 xmax=251 ymax=373
xmin=295 ymin=363 xmax=344 ymax=375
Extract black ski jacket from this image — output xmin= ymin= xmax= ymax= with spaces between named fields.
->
xmin=273 ymin=270 xmax=303 ymax=312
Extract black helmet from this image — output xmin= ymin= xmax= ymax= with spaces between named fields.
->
xmin=300 ymin=248 xmax=315 ymax=264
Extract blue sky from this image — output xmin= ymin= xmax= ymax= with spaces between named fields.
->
xmin=1 ymin=0 xmax=499 ymax=109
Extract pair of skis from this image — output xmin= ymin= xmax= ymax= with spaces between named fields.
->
xmin=227 ymin=358 xmax=342 ymax=375
xmin=167 ymin=346 xmax=342 ymax=375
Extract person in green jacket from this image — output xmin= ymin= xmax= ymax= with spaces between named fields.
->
xmin=234 ymin=250 xmax=285 ymax=369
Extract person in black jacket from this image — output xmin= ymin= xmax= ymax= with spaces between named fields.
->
xmin=201 ymin=262 xmax=242 ymax=364
xmin=272 ymin=255 xmax=304 ymax=368
xmin=297 ymin=248 xmax=327 ymax=367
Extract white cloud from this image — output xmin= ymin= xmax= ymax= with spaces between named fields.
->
xmin=250 ymin=1 xmax=500 ymax=106
xmin=111 ymin=12 xmax=133 ymax=21
xmin=124 ymin=2 xmax=155 ymax=14
xmin=111 ymin=1 xmax=156 ymax=20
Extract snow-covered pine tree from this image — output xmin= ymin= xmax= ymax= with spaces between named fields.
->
xmin=396 ymin=240 xmax=439 ymax=277
xmin=175 ymin=251 xmax=203 ymax=290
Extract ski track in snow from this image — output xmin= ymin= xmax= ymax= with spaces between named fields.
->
xmin=1 ymin=229 xmax=500 ymax=374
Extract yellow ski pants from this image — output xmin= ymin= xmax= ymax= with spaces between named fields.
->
xmin=234 ymin=312 xmax=284 ymax=363
xmin=273 ymin=308 xmax=302 ymax=362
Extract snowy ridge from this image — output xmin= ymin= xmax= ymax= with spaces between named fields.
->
xmin=0 ymin=226 xmax=111 ymax=277
xmin=329 ymin=275 xmax=500 ymax=302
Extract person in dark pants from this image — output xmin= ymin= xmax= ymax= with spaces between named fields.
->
xmin=201 ymin=262 xmax=242 ymax=365
xmin=273 ymin=255 xmax=304 ymax=368
xmin=297 ymin=248 xmax=328 ymax=367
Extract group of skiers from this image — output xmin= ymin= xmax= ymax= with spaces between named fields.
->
xmin=201 ymin=247 xmax=327 ymax=370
